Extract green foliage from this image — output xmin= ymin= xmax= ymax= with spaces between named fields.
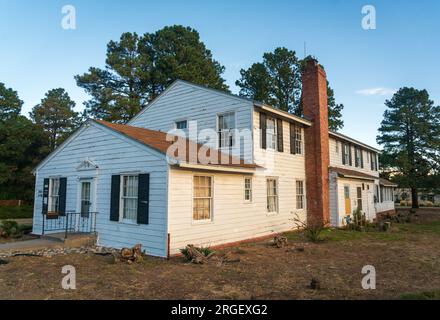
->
xmin=236 ymin=51 xmax=344 ymax=131
xmin=0 ymin=220 xmax=21 ymax=238
xmin=0 ymin=82 xmax=23 ymax=121
xmin=401 ymin=290 xmax=440 ymax=300
xmin=30 ymin=88 xmax=80 ymax=151
xmin=377 ymin=87 xmax=440 ymax=208
xmin=0 ymin=205 xmax=33 ymax=219
xmin=0 ymin=115 xmax=48 ymax=201
xmin=293 ymin=213 xmax=328 ymax=243
xmin=76 ymin=25 xmax=229 ymax=123
xmin=180 ymin=245 xmax=214 ymax=261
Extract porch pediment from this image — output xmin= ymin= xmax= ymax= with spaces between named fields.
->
xmin=76 ymin=158 xmax=99 ymax=171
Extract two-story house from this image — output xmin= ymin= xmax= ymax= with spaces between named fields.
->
xmin=31 ymin=59 xmax=396 ymax=257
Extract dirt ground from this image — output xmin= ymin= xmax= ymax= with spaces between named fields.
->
xmin=1 ymin=208 xmax=440 ymax=300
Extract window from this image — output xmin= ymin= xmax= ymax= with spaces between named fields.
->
xmin=218 ymin=112 xmax=235 ymax=148
xmin=296 ymin=180 xmax=305 ymax=209
xmin=343 ymin=144 xmax=350 ymax=165
xmin=355 ymin=147 xmax=362 ymax=167
xmin=121 ymin=175 xmax=138 ymax=222
xmin=295 ymin=127 xmax=303 ymax=154
xmin=193 ymin=176 xmax=212 ymax=221
xmin=266 ymin=178 xmax=278 ymax=213
xmin=266 ymin=118 xmax=277 ymax=150
xmin=175 ymin=120 xmax=188 ymax=130
xmin=244 ymin=177 xmax=252 ymax=202
xmin=48 ymin=178 xmax=60 ymax=213
xmin=335 ymin=141 xmax=339 ymax=153
xmin=371 ymin=153 xmax=378 ymax=171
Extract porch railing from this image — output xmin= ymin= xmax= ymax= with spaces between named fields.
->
xmin=42 ymin=211 xmax=98 ymax=239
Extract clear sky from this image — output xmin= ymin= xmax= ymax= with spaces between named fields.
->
xmin=1 ymin=0 xmax=439 ymax=147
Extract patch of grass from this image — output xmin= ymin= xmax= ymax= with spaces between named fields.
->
xmin=401 ymin=290 xmax=440 ymax=300
xmin=284 ymin=227 xmax=405 ymax=243
xmin=396 ymin=221 xmax=440 ymax=235
xmin=0 ymin=205 xmax=33 ymax=220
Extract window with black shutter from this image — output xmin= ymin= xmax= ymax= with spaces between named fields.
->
xmin=110 ymin=175 xmax=120 ymax=222
xmin=42 ymin=178 xmax=49 ymax=215
xmin=58 ymin=177 xmax=67 ymax=216
xmin=290 ymin=123 xmax=296 ymax=154
xmin=137 ymin=174 xmax=150 ymax=225
xmin=260 ymin=112 xmax=266 ymax=149
xmin=276 ymin=119 xmax=283 ymax=152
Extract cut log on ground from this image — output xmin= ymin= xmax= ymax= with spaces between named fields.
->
xmin=118 ymin=244 xmax=144 ymax=264
xmin=273 ymin=236 xmax=288 ymax=248
xmin=186 ymin=244 xmax=214 ymax=264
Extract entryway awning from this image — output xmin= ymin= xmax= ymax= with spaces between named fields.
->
xmin=379 ymin=178 xmax=398 ymax=187
xmin=329 ymin=166 xmax=378 ymax=182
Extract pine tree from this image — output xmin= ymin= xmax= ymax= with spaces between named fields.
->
xmin=377 ymin=87 xmax=440 ymax=208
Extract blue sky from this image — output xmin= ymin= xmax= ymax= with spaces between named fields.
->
xmin=1 ymin=0 xmax=439 ymax=147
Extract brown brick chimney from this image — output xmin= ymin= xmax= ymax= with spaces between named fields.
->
xmin=302 ymin=58 xmax=330 ymax=224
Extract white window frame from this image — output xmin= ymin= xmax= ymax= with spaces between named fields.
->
xmin=48 ymin=177 xmax=60 ymax=213
xmin=296 ymin=180 xmax=305 ymax=210
xmin=192 ymin=175 xmax=214 ymax=222
xmin=355 ymin=147 xmax=362 ymax=167
xmin=119 ymin=174 xmax=139 ymax=224
xmin=217 ymin=111 xmax=236 ymax=149
xmin=343 ymin=144 xmax=350 ymax=165
xmin=244 ymin=177 xmax=252 ymax=203
xmin=266 ymin=117 xmax=277 ymax=150
xmin=266 ymin=177 xmax=279 ymax=214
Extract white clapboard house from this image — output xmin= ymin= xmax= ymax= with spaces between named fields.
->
xmin=32 ymin=59 xmax=396 ymax=257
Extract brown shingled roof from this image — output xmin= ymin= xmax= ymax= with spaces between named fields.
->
xmin=95 ymin=120 xmax=259 ymax=169
xmin=329 ymin=166 xmax=378 ymax=181
xmin=379 ymin=178 xmax=398 ymax=187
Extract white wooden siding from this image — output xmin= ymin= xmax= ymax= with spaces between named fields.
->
xmin=32 ymin=122 xmax=169 ymax=257
xmin=129 ymin=81 xmax=254 ymax=162
xmin=329 ymin=137 xmax=379 ymax=177
xmin=330 ymin=177 xmax=376 ymax=227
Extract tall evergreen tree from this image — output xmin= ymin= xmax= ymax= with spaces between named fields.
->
xmin=0 ymin=82 xmax=23 ymax=120
xmin=236 ymin=50 xmax=345 ymax=131
xmin=30 ymin=88 xmax=80 ymax=151
xmin=377 ymin=87 xmax=440 ymax=208
xmin=76 ymin=25 xmax=228 ymax=123
xmin=0 ymin=83 xmax=48 ymax=200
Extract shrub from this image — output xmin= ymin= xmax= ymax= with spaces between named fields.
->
xmin=180 ymin=245 xmax=214 ymax=261
xmin=293 ymin=213 xmax=328 ymax=243
xmin=0 ymin=220 xmax=22 ymax=238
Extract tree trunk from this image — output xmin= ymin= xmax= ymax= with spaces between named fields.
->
xmin=411 ymin=187 xmax=419 ymax=208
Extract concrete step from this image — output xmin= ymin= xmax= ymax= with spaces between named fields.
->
xmin=41 ymin=233 xmax=97 ymax=247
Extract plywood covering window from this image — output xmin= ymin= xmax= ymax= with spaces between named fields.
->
xmin=244 ymin=177 xmax=252 ymax=202
xmin=295 ymin=127 xmax=303 ymax=154
xmin=266 ymin=178 xmax=278 ymax=213
xmin=48 ymin=178 xmax=60 ymax=213
xmin=296 ymin=180 xmax=305 ymax=209
xmin=266 ymin=118 xmax=277 ymax=150
xmin=121 ymin=175 xmax=138 ymax=223
xmin=193 ymin=176 xmax=212 ymax=221
xmin=218 ymin=112 xmax=235 ymax=148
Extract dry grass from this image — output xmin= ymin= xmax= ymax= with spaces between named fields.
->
xmin=1 ymin=208 xmax=440 ymax=300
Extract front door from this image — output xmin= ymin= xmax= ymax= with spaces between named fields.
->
xmin=344 ymin=186 xmax=351 ymax=215
xmin=357 ymin=187 xmax=363 ymax=211
xmin=79 ymin=179 xmax=95 ymax=217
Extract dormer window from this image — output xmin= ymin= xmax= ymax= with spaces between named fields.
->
xmin=218 ymin=112 xmax=236 ymax=148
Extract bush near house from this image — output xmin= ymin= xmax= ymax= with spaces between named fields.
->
xmin=0 ymin=205 xmax=33 ymax=220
